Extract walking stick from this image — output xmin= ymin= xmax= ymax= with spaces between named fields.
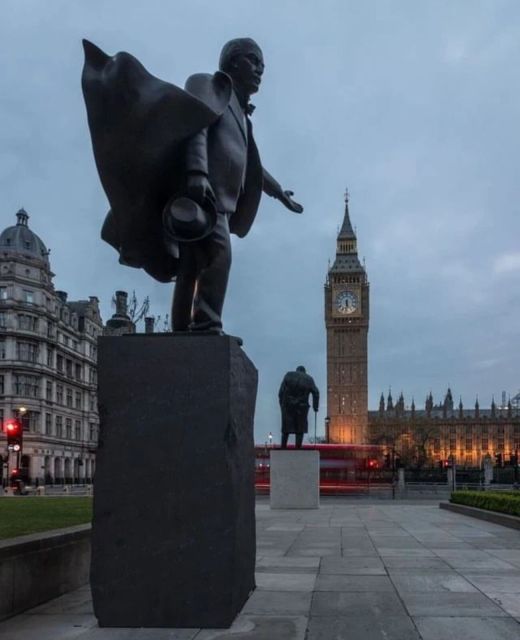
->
xmin=314 ymin=411 xmax=317 ymax=446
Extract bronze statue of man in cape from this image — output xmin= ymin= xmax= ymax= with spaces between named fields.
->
xmin=82 ymin=37 xmax=303 ymax=332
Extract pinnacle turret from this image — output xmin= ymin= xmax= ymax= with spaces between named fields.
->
xmin=338 ymin=188 xmax=356 ymax=240
xmin=329 ymin=190 xmax=365 ymax=275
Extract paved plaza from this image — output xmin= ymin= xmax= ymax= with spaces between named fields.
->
xmin=2 ymin=499 xmax=520 ymax=639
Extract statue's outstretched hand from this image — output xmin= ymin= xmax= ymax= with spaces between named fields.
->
xmin=279 ymin=190 xmax=303 ymax=214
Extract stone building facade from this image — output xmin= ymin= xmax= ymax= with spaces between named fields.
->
xmin=0 ymin=209 xmax=103 ymax=485
xmin=369 ymin=388 xmax=520 ymax=468
xmin=324 ymin=193 xmax=369 ymax=444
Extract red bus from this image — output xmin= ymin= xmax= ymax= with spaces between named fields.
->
xmin=255 ymin=444 xmax=389 ymax=495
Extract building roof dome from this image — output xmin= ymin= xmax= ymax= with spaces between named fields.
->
xmin=0 ymin=208 xmax=50 ymax=266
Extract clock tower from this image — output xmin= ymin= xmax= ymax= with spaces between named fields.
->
xmin=324 ymin=191 xmax=369 ymax=444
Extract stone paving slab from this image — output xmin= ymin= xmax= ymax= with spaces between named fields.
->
xmin=306 ymin=615 xmax=421 ymax=639
xmin=2 ymin=500 xmax=520 ymax=639
xmin=400 ymin=591 xmax=509 ymax=617
xmin=319 ymin=555 xmax=386 ymax=575
xmin=389 ymin=571 xmax=478 ymax=593
xmin=414 ymin=616 xmax=520 ymax=640
xmin=311 ymin=591 xmax=408 ymax=617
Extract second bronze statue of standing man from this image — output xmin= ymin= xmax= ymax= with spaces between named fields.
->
xmin=82 ymin=37 xmax=303 ymax=333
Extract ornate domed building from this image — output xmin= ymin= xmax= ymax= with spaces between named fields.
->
xmin=0 ymin=209 xmax=104 ymax=486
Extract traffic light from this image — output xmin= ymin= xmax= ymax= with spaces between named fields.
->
xmin=4 ymin=419 xmax=23 ymax=452
xmin=444 ymin=460 xmax=450 ymax=468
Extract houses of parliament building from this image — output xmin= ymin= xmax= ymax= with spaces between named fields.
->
xmin=325 ymin=194 xmax=520 ymax=467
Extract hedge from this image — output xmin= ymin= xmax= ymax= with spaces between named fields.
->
xmin=450 ymin=490 xmax=520 ymax=517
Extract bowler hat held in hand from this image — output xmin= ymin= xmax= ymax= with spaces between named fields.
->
xmin=163 ymin=197 xmax=217 ymax=243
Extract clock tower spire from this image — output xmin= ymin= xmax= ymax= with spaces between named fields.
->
xmin=324 ymin=190 xmax=369 ymax=444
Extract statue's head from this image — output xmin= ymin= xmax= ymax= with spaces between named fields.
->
xmin=296 ymin=365 xmax=306 ymax=373
xmin=219 ymin=38 xmax=264 ymax=96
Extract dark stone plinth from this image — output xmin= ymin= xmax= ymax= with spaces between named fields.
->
xmin=91 ymin=334 xmax=258 ymax=628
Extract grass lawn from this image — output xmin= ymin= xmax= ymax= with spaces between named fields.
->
xmin=0 ymin=497 xmax=93 ymax=540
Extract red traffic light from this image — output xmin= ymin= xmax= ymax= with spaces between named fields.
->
xmin=4 ymin=419 xmax=23 ymax=450
xmin=10 ymin=468 xmax=19 ymax=476
xmin=4 ymin=420 xmax=22 ymax=435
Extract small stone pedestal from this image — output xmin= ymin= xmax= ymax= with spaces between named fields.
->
xmin=91 ymin=334 xmax=257 ymax=628
xmin=269 ymin=449 xmax=320 ymax=509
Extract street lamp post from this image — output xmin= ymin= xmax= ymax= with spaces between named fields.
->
xmin=15 ymin=407 xmax=27 ymax=474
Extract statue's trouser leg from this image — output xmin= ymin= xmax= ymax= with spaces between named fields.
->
xmin=172 ymin=248 xmax=197 ymax=331
xmin=191 ymin=213 xmax=231 ymax=331
xmin=281 ymin=434 xmax=288 ymax=449
xmin=295 ymin=433 xmax=303 ymax=448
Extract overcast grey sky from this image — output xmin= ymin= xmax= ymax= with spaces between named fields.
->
xmin=1 ymin=0 xmax=519 ymax=443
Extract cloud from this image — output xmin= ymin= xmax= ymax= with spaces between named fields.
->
xmin=494 ymin=252 xmax=520 ymax=274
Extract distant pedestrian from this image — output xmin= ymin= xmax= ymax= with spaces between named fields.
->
xmin=278 ymin=366 xmax=319 ymax=448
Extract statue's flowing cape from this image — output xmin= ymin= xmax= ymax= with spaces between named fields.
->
xmin=81 ymin=39 xmax=232 ymax=282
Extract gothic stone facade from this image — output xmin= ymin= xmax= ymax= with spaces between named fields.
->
xmin=369 ymin=388 xmax=520 ymax=468
xmin=325 ymin=194 xmax=369 ymax=444
xmin=0 ymin=209 xmax=103 ymax=484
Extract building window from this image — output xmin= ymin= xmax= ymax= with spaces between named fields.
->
xmin=75 ymin=363 xmax=82 ymax=381
xmin=66 ymin=418 xmax=72 ymax=440
xmin=17 ymin=340 xmax=38 ymax=363
xmin=45 ymin=413 xmax=52 ymax=435
xmin=75 ymin=391 xmax=82 ymax=410
xmin=0 ymin=312 xmax=6 ymax=328
xmin=56 ymin=415 xmax=63 ymax=438
xmin=17 ymin=314 xmax=38 ymax=331
xmin=13 ymin=374 xmax=40 ymax=397
xmin=89 ymin=423 xmax=96 ymax=441
xmin=66 ymin=359 xmax=73 ymax=378
xmin=75 ymin=420 xmax=81 ymax=441
xmin=56 ymin=384 xmax=63 ymax=404
xmin=46 ymin=380 xmax=53 ymax=401
xmin=27 ymin=411 xmax=39 ymax=433
xmin=0 ymin=375 xmax=3 ymax=395
xmin=0 ymin=286 xmax=7 ymax=300
xmin=47 ymin=347 xmax=54 ymax=368
xmin=57 ymin=355 xmax=64 ymax=373
xmin=0 ymin=339 xmax=5 ymax=359
xmin=89 ymin=393 xmax=95 ymax=411
xmin=23 ymin=290 xmax=34 ymax=304
xmin=66 ymin=388 xmax=73 ymax=408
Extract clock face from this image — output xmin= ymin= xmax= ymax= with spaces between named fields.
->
xmin=335 ymin=289 xmax=359 ymax=315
